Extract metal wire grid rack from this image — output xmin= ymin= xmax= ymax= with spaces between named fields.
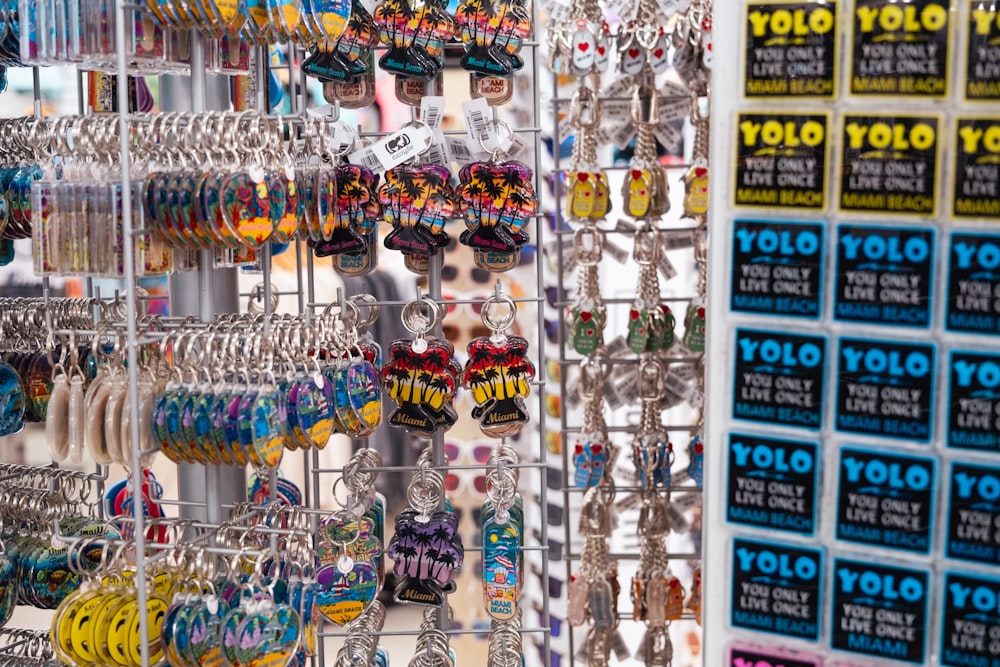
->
xmin=0 ymin=3 xmax=560 ymax=667
xmin=545 ymin=69 xmax=706 ymax=664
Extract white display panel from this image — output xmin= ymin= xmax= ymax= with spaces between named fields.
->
xmin=704 ymin=2 xmax=1000 ymax=666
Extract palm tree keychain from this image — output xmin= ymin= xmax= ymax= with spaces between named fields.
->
xmin=381 ymin=161 xmax=455 ymax=265
xmin=457 ymin=139 xmax=537 ymax=272
xmin=462 ymin=288 xmax=535 ymax=438
xmin=382 ymin=295 xmax=459 ymax=437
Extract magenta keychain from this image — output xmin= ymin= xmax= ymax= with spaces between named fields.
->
xmin=457 ymin=158 xmax=536 ymax=272
xmin=380 ymin=163 xmax=454 ymax=260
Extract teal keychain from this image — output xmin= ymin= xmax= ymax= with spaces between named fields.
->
xmin=482 ymin=496 xmax=524 ymax=621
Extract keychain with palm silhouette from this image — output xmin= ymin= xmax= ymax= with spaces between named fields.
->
xmin=303 ymin=0 xmax=378 ymax=83
xmin=456 ymin=0 xmax=531 ymax=78
xmin=462 ymin=291 xmax=535 ymax=438
xmin=382 ymin=296 xmax=459 ymax=437
xmin=310 ymin=164 xmax=380 ymax=258
xmin=388 ymin=448 xmax=464 ymax=606
xmin=380 ymin=162 xmax=455 ymax=260
xmin=407 ymin=0 xmax=456 ymax=78
xmin=374 ymin=0 xmax=451 ymax=79
xmin=457 ymin=156 xmax=536 ymax=271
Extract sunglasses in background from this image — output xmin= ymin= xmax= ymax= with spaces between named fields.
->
xmin=534 ymin=605 xmax=562 ymax=638
xmin=546 ymin=466 xmax=562 ymax=491
xmin=546 ymin=431 xmax=563 ymax=455
xmin=547 ymin=502 xmax=564 ymax=527
xmin=544 ymin=318 xmax=561 ymax=344
xmin=532 ymin=565 xmax=565 ymax=598
xmin=442 ymin=265 xmax=492 ymax=283
xmin=452 ymin=505 xmax=484 ymax=526
xmin=545 ymin=395 xmax=561 ymax=418
xmin=532 ymin=529 xmax=565 ymax=561
xmin=544 ymin=285 xmax=563 ymax=309
xmin=442 ymin=322 xmax=492 ymax=342
xmin=442 ymin=293 xmax=487 ymax=316
xmin=446 ymin=469 xmax=488 ymax=495
xmin=444 ymin=443 xmax=492 ymax=464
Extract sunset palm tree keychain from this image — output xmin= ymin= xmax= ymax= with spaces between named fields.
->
xmin=462 ymin=288 xmax=535 ymax=438
xmin=380 ymin=161 xmax=455 ymax=264
xmin=456 ymin=133 xmax=537 ymax=272
xmin=382 ymin=295 xmax=460 ymax=437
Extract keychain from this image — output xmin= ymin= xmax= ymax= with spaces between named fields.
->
xmin=388 ymin=448 xmax=464 ymax=606
xmin=456 ymin=0 xmax=531 ymax=80
xmin=374 ymin=0 xmax=454 ymax=80
xmin=316 ymin=448 xmax=385 ymax=626
xmin=463 ymin=289 xmax=535 ymax=438
xmin=0 ymin=538 xmax=14 ymax=628
xmin=568 ymin=484 xmax=623 ymax=667
xmin=382 ymin=296 xmax=458 ymax=437
xmin=573 ymin=356 xmax=616 ymax=489
xmin=381 ymin=162 xmax=454 ymax=261
xmin=481 ymin=444 xmax=522 ymax=620
xmin=457 ymin=145 xmax=537 ymax=272
xmin=632 ymin=360 xmax=673 ymax=490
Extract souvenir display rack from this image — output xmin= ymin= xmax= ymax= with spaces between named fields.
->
xmin=0 ymin=2 xmax=558 ymax=666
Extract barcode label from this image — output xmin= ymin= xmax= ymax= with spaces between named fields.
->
xmin=565 ymin=375 xmax=582 ymax=408
xmin=603 ymin=237 xmax=629 ymax=264
xmin=672 ymin=469 xmax=692 ymax=487
xmin=462 ymin=97 xmax=495 ymax=146
xmin=673 ymin=490 xmax=704 ymax=512
xmin=501 ymin=134 xmax=528 ymax=161
xmin=666 ymin=504 xmax=691 ymax=534
xmin=654 ymin=120 xmax=683 ymax=151
xmin=425 ymin=143 xmax=448 ymax=167
xmin=615 ymin=492 xmax=642 ymax=513
xmin=663 ymin=371 xmax=691 ymax=402
xmin=688 ymin=388 xmax=704 ymax=410
xmin=615 ymin=219 xmax=637 ymax=234
xmin=446 ymin=137 xmax=476 ymax=165
xmin=605 ymin=335 xmax=629 ymax=358
xmin=660 ymin=97 xmax=693 ymax=123
xmin=420 ymin=95 xmax=446 ymax=129
xmin=657 ymin=249 xmax=678 ymax=281
xmin=661 ymin=79 xmax=690 ymax=98
xmin=352 ymin=149 xmax=384 ymax=171
xmin=613 ymin=122 xmax=636 ymax=150
xmin=661 ymin=229 xmax=694 ymax=250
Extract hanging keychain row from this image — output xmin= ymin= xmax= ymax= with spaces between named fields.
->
xmin=150 ymin=301 xmax=382 ymax=469
xmin=14 ymin=0 xmax=249 ymax=76
xmin=0 ymin=470 xmax=120 ymax=620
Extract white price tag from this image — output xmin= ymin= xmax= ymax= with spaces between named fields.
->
xmin=348 ymin=124 xmax=435 ymax=172
xmin=462 ymin=97 xmax=495 ymax=147
xmin=673 ymin=490 xmax=703 ymax=512
xmin=661 ymin=229 xmax=694 ymax=250
xmin=420 ymin=96 xmax=447 ymax=129
xmin=613 ymin=122 xmax=636 ymax=150
xmin=663 ymin=370 xmax=692 ymax=402
xmin=657 ymin=248 xmax=678 ymax=281
xmin=605 ymin=335 xmax=630 ymax=358
xmin=666 ymin=504 xmax=691 ymax=534
xmin=425 ymin=129 xmax=450 ymax=167
xmin=615 ymin=219 xmax=637 ymax=234
xmin=660 ymin=98 xmax=693 ymax=124
xmin=603 ymin=237 xmax=629 ymax=264
xmin=446 ymin=136 xmax=481 ymax=166
xmin=653 ymin=120 xmax=683 ymax=151
xmin=500 ymin=133 xmax=528 ymax=161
